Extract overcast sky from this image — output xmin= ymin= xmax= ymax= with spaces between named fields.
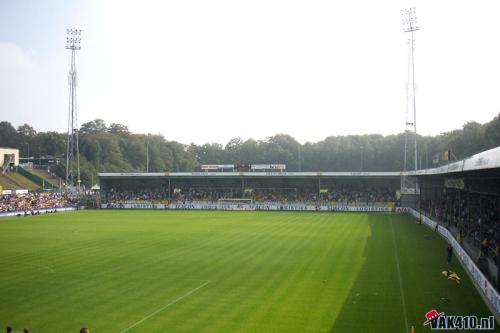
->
xmin=1 ymin=0 xmax=499 ymax=144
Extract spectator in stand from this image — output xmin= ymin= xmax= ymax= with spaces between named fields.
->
xmin=481 ymin=237 xmax=489 ymax=257
xmin=105 ymin=186 xmax=397 ymax=206
xmin=422 ymin=189 xmax=500 ymax=264
xmin=0 ymin=192 xmax=75 ymax=213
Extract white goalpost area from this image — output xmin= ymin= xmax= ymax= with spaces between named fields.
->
xmin=217 ymin=198 xmax=254 ymax=210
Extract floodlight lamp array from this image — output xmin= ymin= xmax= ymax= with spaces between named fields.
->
xmin=401 ymin=7 xmax=419 ymax=32
xmin=65 ymin=29 xmax=82 ymax=50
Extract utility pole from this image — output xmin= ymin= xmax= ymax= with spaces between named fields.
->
xmin=65 ymin=29 xmax=82 ymax=191
xmin=146 ymin=135 xmax=150 ymax=172
xmin=360 ymin=146 xmax=364 ymax=172
xmin=298 ymin=145 xmax=302 ymax=172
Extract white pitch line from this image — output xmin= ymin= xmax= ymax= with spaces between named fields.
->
xmin=390 ymin=219 xmax=409 ymax=333
xmin=119 ymin=280 xmax=211 ymax=333
xmin=183 ymin=278 xmax=212 ymax=282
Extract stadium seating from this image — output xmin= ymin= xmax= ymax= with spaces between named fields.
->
xmin=104 ymin=187 xmax=396 ymax=206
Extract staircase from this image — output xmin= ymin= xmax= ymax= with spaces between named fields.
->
xmin=2 ymin=154 xmax=13 ymax=174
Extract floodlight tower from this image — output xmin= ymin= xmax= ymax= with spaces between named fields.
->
xmin=401 ymin=8 xmax=419 ymax=193
xmin=65 ymin=29 xmax=82 ymax=191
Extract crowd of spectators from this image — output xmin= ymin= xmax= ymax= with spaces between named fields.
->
xmin=319 ymin=187 xmax=395 ymax=205
xmin=0 ymin=193 xmax=76 ymax=213
xmin=422 ymin=189 xmax=499 ymax=266
xmin=106 ymin=187 xmax=168 ymax=203
xmin=105 ymin=186 xmax=397 ymax=206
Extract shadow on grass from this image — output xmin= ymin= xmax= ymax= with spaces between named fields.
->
xmin=330 ymin=213 xmax=499 ymax=333
xmin=329 ymin=214 xmax=413 ymax=333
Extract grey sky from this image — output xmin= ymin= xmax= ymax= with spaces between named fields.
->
xmin=1 ymin=0 xmax=499 ymax=144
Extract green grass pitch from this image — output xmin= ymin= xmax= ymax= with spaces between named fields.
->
xmin=0 ymin=210 xmax=497 ymax=332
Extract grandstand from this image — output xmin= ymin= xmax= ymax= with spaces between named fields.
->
xmin=99 ymin=170 xmax=401 ymax=210
xmin=411 ymin=147 xmax=500 ymax=289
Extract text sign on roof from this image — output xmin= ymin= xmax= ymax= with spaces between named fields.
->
xmin=201 ymin=164 xmax=234 ymax=170
xmin=251 ymin=164 xmax=286 ymax=170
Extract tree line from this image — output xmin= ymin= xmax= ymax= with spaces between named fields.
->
xmin=0 ymin=114 xmax=499 ymax=186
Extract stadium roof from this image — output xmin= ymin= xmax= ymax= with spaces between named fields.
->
xmin=404 ymin=146 xmax=500 ymax=176
xmin=98 ymin=171 xmax=400 ymax=179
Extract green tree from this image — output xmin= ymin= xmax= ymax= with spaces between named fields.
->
xmin=80 ymin=119 xmax=107 ymax=134
xmin=484 ymin=114 xmax=500 ymax=149
xmin=35 ymin=132 xmax=66 ymax=156
xmin=17 ymin=124 xmax=36 ymax=137
xmin=109 ymin=123 xmax=130 ymax=135
xmin=0 ymin=122 xmax=19 ymax=148
xmin=3 ymin=113 xmax=500 ymax=187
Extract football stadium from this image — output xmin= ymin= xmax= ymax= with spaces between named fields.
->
xmin=1 ymin=149 xmax=500 ymax=332
xmin=2 ymin=1 xmax=500 ymax=333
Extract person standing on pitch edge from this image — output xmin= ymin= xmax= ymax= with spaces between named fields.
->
xmin=447 ymin=243 xmax=453 ymax=265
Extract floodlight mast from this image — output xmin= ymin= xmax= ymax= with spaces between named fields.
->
xmin=401 ymin=8 xmax=419 ymax=199
xmin=65 ymin=29 xmax=82 ymax=192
